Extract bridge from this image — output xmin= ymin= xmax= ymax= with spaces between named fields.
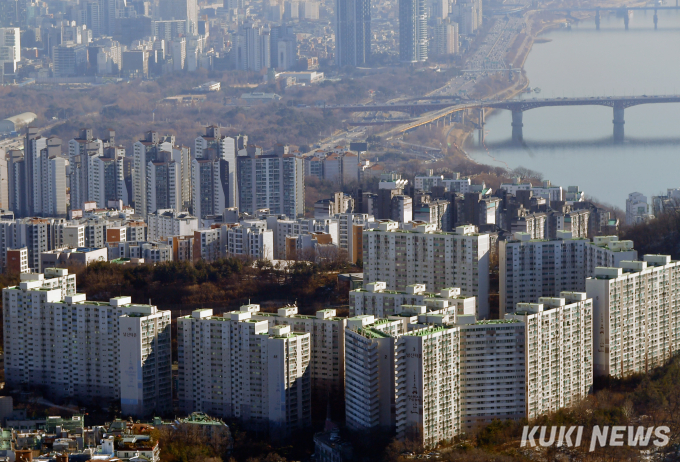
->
xmin=543 ymin=5 xmax=680 ymax=30
xmin=368 ymin=95 xmax=680 ymax=143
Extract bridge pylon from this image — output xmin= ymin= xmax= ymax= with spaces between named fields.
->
xmin=595 ymin=8 xmax=601 ymax=30
xmin=511 ymin=110 xmax=524 ymax=142
xmin=613 ymin=105 xmax=625 ymax=143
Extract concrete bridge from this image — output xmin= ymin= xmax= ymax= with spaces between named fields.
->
xmin=481 ymin=95 xmax=680 ymax=142
xmin=376 ymin=95 xmax=680 ymax=143
xmin=544 ymin=5 xmax=680 ymax=30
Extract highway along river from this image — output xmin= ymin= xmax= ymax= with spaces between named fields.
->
xmin=467 ymin=10 xmax=680 ymax=208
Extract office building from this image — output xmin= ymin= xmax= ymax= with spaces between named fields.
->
xmin=399 ymin=0 xmax=427 ymax=62
xmin=500 ymin=232 xmax=637 ymax=317
xmin=0 ymin=27 xmax=20 ymax=73
xmin=506 ymin=292 xmax=593 ymax=420
xmin=363 ymin=222 xmax=490 ymax=319
xmin=177 ymin=309 xmax=311 ymax=438
xmin=237 ymin=148 xmax=304 ymax=218
xmin=164 ymin=0 xmax=198 ymax=34
xmin=335 ymin=0 xmax=371 ymax=66
xmin=232 ymin=23 xmax=271 ymax=71
xmin=3 ymin=272 xmax=171 ymax=416
xmin=586 ymin=256 xmax=680 ymax=378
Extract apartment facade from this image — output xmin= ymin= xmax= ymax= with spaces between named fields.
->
xmin=177 ymin=309 xmax=311 ymax=438
xmin=2 ymin=272 xmax=171 ymax=416
xmin=506 ymin=292 xmax=593 ymax=419
xmin=363 ymin=222 xmax=490 ymax=318
xmin=500 ymin=232 xmax=637 ymax=317
xmin=586 ymin=255 xmax=680 ymax=378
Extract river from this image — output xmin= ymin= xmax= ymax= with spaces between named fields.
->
xmin=467 ymin=10 xmax=680 ymax=208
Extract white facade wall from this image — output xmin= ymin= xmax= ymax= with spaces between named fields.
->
xmin=363 ymin=222 xmax=490 ymax=319
xmin=586 ymin=256 xmax=680 ymax=378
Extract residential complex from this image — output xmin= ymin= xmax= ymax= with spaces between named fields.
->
xmin=2 ymin=270 xmax=171 ymax=416
xmin=177 ymin=308 xmax=311 ymax=438
xmin=586 ymin=255 xmax=680 ymax=378
xmin=363 ymin=221 xmax=490 ymax=318
xmin=500 ymin=232 xmax=637 ymax=317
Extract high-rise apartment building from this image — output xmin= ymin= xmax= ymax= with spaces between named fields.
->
xmin=457 ymin=317 xmax=526 ymax=432
xmin=3 ymin=271 xmax=171 ymax=416
xmin=335 ymin=0 xmax=370 ymax=66
xmin=192 ymin=126 xmax=238 ymax=217
xmin=399 ymin=0 xmax=427 ymax=62
xmin=500 ymin=232 xmax=637 ymax=317
xmin=344 ymin=315 xmax=405 ymax=431
xmin=506 ymin=292 xmax=593 ymax=420
xmin=133 ymin=132 xmax=190 ymax=216
xmin=177 ymin=309 xmax=312 ymax=438
xmin=625 ymin=192 xmax=652 ymax=225
xmin=586 ymin=255 xmax=680 ymax=378
xmin=146 ymin=209 xmax=199 ymax=241
xmin=248 ymin=305 xmax=347 ymax=406
xmin=232 ymin=23 xmax=271 ymax=71
xmin=396 ymin=323 xmax=460 ymax=448
xmin=363 ymin=222 xmax=490 ymax=319
xmin=237 ymin=148 xmax=304 ymax=218
xmin=432 ymin=19 xmax=458 ymax=55
xmin=223 ymin=222 xmax=274 ymax=260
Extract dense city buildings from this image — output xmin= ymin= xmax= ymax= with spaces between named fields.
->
xmin=399 ymin=0 xmax=428 ymax=62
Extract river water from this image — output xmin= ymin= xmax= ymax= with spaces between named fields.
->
xmin=467 ymin=10 xmax=680 ymax=208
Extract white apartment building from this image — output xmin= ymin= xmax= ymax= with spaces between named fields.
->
xmin=3 ymin=273 xmax=171 ymax=417
xmin=0 ymin=28 xmax=21 ymax=73
xmin=395 ymin=323 xmax=460 ymax=448
xmin=586 ymin=255 xmax=680 ymax=378
xmin=344 ymin=315 xmax=405 ymax=431
xmin=224 ymin=223 xmax=274 ymax=260
xmin=457 ymin=317 xmax=526 ymax=432
xmin=363 ymin=222 xmax=490 ymax=318
xmin=506 ymin=292 xmax=593 ymax=420
xmin=193 ymin=228 xmax=221 ymax=262
xmin=500 ymin=232 xmax=637 ymax=317
xmin=336 ymin=212 xmax=373 ymax=264
xmin=273 ymin=217 xmax=338 ymax=259
xmin=626 ymin=192 xmax=652 ymax=225
xmin=349 ymin=281 xmax=475 ymax=319
xmin=177 ymin=309 xmax=311 ymax=438
xmin=248 ymin=305 xmax=347 ymax=402
xmin=146 ymin=209 xmax=199 ymax=241
xmin=237 ymin=150 xmax=305 ymax=218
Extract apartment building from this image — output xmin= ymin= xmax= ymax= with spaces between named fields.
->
xmin=500 ymin=232 xmax=637 ymax=317
xmin=363 ymin=222 xmax=490 ymax=318
xmin=146 ymin=209 xmax=199 ymax=240
xmin=194 ymin=126 xmax=238 ymax=211
xmin=586 ymin=255 xmax=680 ymax=378
xmin=457 ymin=317 xmax=526 ymax=432
xmin=248 ymin=305 xmax=347 ymax=404
xmin=506 ymin=292 xmax=593 ymax=419
xmin=395 ymin=323 xmax=460 ymax=448
xmin=177 ymin=309 xmax=311 ymax=438
xmin=223 ymin=222 xmax=274 ymax=260
xmin=336 ymin=212 xmax=373 ymax=264
xmin=237 ymin=149 xmax=305 ymax=218
xmin=344 ymin=315 xmax=405 ymax=431
xmin=273 ymin=217 xmax=338 ymax=259
xmin=2 ymin=272 xmax=171 ymax=416
xmin=349 ymin=281 xmax=475 ymax=319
